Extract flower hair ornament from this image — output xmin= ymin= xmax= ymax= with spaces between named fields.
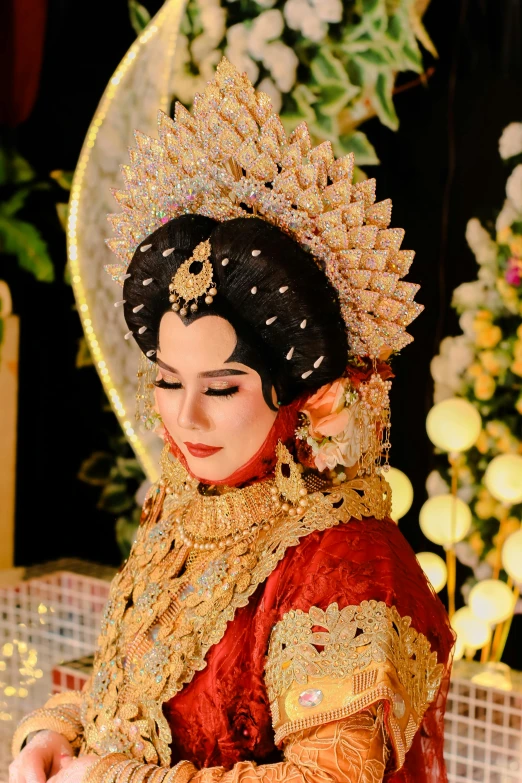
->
xmin=105 ymin=58 xmax=422 ymax=476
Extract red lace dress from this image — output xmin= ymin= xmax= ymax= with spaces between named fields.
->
xmin=164 ymin=517 xmax=454 ymax=783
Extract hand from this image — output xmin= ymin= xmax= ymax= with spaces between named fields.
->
xmin=47 ymin=755 xmax=99 ymax=783
xmin=9 ymin=731 xmax=75 ymax=783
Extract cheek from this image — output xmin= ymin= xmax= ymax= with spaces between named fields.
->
xmin=155 ymin=389 xmax=178 ymax=422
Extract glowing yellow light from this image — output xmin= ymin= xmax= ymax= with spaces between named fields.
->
xmin=416 ymin=552 xmax=447 ymax=593
xmin=17 ymin=688 xmax=28 ymax=698
xmin=453 ymin=635 xmax=465 ymax=661
xmin=0 ymin=712 xmax=12 ymax=721
xmin=426 ymin=398 xmax=482 ymax=453
xmin=502 ymin=530 xmax=522 ymax=583
xmin=2 ymin=644 xmax=13 ymax=657
xmin=386 ymin=467 xmax=414 ymax=521
xmin=34 ymin=669 xmax=43 ymax=679
xmin=80 ymin=304 xmax=88 ymax=313
xmin=469 ymin=579 xmax=515 ymax=625
xmin=17 ymin=642 xmax=27 ymax=654
xmin=37 ymin=603 xmax=47 ymax=614
xmin=451 ymin=606 xmax=491 ymax=650
xmin=4 ymin=686 xmax=15 ymax=697
xmin=0 ymin=662 xmax=5 ymax=671
xmin=419 ymin=494 xmax=472 ymax=546
xmin=484 ymin=454 xmax=522 ymax=504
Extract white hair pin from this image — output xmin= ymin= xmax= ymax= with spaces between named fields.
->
xmin=286 ymin=347 xmax=294 ymax=360
xmin=251 ymin=286 xmax=257 ymax=294
xmin=122 ymin=273 xmax=131 ymax=281
xmin=222 ymin=257 xmax=229 ymax=266
xmin=143 ymin=278 xmax=153 ymax=286
xmin=133 ymin=304 xmax=144 ymax=313
xmin=279 ymin=286 xmax=288 ymax=293
xmin=138 ymin=326 xmax=147 ymax=334
xmin=146 ymin=349 xmax=156 ymax=357
xmin=114 ymin=299 xmax=126 ymax=307
xmin=301 ymin=370 xmax=313 ymax=379
xmin=266 ymin=316 xmax=277 ymax=325
xmin=124 ymin=331 xmax=133 ymax=340
xmin=300 ymin=319 xmax=307 ymax=329
xmin=162 ymin=248 xmax=175 ymax=257
xmin=140 ymin=244 xmax=152 ymax=252
xmin=252 ymin=249 xmax=261 ymax=257
xmin=314 ymin=356 xmax=324 ymax=368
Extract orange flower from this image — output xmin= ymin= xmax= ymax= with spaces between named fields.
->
xmin=301 ymin=379 xmax=351 ymax=438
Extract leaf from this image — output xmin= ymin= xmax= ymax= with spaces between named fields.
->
xmin=128 ymin=0 xmax=151 ymax=36
xmin=337 ymin=131 xmax=380 ymax=166
xmin=50 ymin=170 xmax=74 ymax=191
xmin=1 ymin=188 xmax=31 ymax=217
xmin=99 ymin=482 xmax=134 ymax=514
xmin=55 ymin=202 xmax=69 ymax=231
xmin=0 ymin=214 xmax=55 ymax=282
xmin=355 ymin=48 xmax=391 ymax=66
xmin=75 ymin=336 xmax=93 ymax=368
xmin=0 ymin=149 xmax=35 ymax=186
xmin=78 ymin=451 xmax=114 ymax=485
xmin=115 ymin=456 xmax=145 ymax=481
xmin=373 ymin=71 xmax=399 ymax=130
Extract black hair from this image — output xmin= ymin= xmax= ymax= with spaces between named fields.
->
xmin=123 ymin=214 xmax=347 ymax=406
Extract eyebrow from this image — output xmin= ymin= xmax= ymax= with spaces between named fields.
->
xmin=156 ymin=358 xmax=248 ymax=378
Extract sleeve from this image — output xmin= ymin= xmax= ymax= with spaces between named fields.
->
xmin=11 ymin=690 xmax=84 ymax=757
xmin=82 ymin=707 xmax=390 ymax=783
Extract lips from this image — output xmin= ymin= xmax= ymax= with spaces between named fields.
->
xmin=184 ymin=442 xmax=223 ymax=458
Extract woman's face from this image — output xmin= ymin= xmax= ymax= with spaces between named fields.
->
xmin=155 ymin=312 xmax=278 ymax=482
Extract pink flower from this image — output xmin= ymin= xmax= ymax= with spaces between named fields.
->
xmin=301 ymin=379 xmax=351 ymax=438
xmin=505 ymin=257 xmax=522 ymax=286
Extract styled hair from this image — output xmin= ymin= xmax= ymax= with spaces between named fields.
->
xmin=123 ymin=215 xmax=347 ymax=405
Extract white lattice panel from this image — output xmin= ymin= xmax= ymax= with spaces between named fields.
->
xmin=0 ymin=564 xmax=112 ymax=781
xmin=445 ymin=660 xmax=522 ymax=782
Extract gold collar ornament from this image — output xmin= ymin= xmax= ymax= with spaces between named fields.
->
xmin=106 ymin=58 xmax=422 ymax=362
xmin=168 ymin=239 xmax=217 ymax=317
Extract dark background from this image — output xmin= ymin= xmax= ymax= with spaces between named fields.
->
xmin=1 ymin=0 xmax=522 ymax=658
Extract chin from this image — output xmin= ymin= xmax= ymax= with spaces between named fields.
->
xmin=185 ymin=452 xmax=234 ymax=483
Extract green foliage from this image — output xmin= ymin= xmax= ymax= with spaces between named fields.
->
xmin=0 ymin=147 xmax=55 ymax=283
xmin=129 ymin=0 xmax=152 ymax=35
xmin=78 ymin=436 xmax=146 ymax=560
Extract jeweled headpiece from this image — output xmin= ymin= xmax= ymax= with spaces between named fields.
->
xmin=106 ymin=58 xmax=422 ymax=360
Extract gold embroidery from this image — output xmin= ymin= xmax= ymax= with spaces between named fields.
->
xmin=264 ymin=601 xmax=443 ymax=768
xmin=12 ymin=692 xmax=84 ymax=757
xmin=81 ymin=473 xmax=391 ymax=766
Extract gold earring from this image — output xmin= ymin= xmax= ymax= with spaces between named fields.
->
xmin=274 ymin=441 xmax=307 ymax=505
xmin=136 ymin=354 xmax=161 ymax=430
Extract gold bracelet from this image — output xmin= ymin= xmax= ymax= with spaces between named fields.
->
xmin=84 ymin=754 xmax=128 ymax=783
xmin=102 ymin=759 xmax=134 ymax=783
xmin=129 ymin=763 xmax=158 ymax=783
xmin=147 ymin=767 xmax=168 ymax=783
xmin=12 ymin=707 xmax=83 ymax=757
xmin=163 ymin=761 xmax=197 ymax=783
xmin=118 ymin=760 xmax=142 ymax=783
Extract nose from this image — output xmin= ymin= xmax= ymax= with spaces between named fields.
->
xmin=177 ymin=390 xmax=209 ymax=431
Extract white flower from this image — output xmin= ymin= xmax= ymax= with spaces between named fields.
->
xmin=261 ymin=41 xmax=298 ymax=92
xmin=452 ymin=280 xmax=487 ymax=311
xmin=284 ymin=0 xmax=342 ymax=42
xmin=506 ymin=164 xmax=522 ymax=213
xmin=226 ymin=23 xmax=259 ymax=84
xmin=249 ymin=9 xmax=284 ymax=58
xmin=496 ymin=198 xmax=519 ymax=232
xmin=426 ymin=470 xmax=449 ymax=497
xmin=430 ymin=335 xmax=474 ymax=399
xmin=499 ymin=122 xmax=522 ymax=160
xmin=459 ymin=310 xmax=477 ymax=339
xmin=465 ymin=218 xmax=497 ymax=267
xmin=455 ymin=541 xmax=478 ymax=569
xmin=475 ymin=562 xmax=493 ymax=581
xmin=258 ymin=76 xmax=282 ymax=113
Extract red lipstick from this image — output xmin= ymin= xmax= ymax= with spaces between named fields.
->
xmin=184 ymin=442 xmax=223 ymax=458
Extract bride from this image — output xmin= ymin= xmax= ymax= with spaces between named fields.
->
xmin=10 ymin=60 xmax=453 ymax=783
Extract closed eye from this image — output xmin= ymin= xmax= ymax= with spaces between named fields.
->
xmin=154 ymin=378 xmax=182 ymax=390
xmin=204 ymin=386 xmax=239 ymax=398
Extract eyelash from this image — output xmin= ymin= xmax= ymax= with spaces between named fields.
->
xmin=153 ymin=379 xmax=239 ymax=398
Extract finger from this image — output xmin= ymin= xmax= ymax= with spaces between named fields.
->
xmin=59 ymin=756 xmax=74 ymax=770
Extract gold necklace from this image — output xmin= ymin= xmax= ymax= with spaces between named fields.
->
xmin=160 ymin=443 xmax=313 ymax=551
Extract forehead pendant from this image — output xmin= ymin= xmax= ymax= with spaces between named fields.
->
xmin=168 ymin=239 xmax=218 ymax=317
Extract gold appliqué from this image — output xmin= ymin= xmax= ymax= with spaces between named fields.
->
xmin=265 ymin=600 xmax=442 ymax=768
xmin=169 ymin=240 xmax=217 ymax=317
xmin=81 ymin=473 xmax=391 ymax=766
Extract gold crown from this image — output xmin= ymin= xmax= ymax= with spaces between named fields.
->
xmin=106 ymin=58 xmax=422 ymax=359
